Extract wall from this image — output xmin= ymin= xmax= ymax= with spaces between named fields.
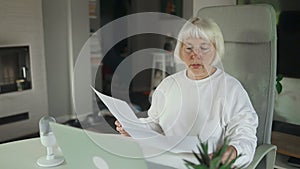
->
xmin=42 ymin=0 xmax=71 ymax=121
xmin=275 ymin=78 xmax=300 ymax=125
xmin=0 ymin=0 xmax=48 ymax=141
xmin=43 ymin=0 xmax=92 ymax=121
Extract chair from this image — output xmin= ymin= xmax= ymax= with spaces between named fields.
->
xmin=197 ymin=4 xmax=277 ymax=169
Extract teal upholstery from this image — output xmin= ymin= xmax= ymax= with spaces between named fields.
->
xmin=197 ymin=4 xmax=277 ymax=169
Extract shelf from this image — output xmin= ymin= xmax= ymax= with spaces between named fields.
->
xmin=272 ymin=131 xmax=300 ymax=159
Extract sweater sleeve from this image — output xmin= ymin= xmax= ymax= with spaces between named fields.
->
xmin=139 ymin=87 xmax=166 ymax=134
xmin=223 ymin=82 xmax=258 ymax=168
xmin=139 ymin=76 xmax=175 ymax=134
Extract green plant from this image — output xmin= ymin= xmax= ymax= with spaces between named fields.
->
xmin=276 ymin=74 xmax=283 ymax=94
xmin=184 ymin=138 xmax=243 ymax=169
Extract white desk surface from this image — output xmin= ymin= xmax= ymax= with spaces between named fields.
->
xmin=0 ymin=137 xmax=196 ymax=169
xmin=0 ymin=138 xmax=67 ymax=169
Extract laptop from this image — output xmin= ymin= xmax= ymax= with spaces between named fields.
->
xmin=50 ymin=123 xmax=175 ymax=169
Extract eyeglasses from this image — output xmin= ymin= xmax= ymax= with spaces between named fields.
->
xmin=182 ymin=43 xmax=212 ymax=55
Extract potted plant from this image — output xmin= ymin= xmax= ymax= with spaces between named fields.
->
xmin=184 ymin=138 xmax=243 ymax=169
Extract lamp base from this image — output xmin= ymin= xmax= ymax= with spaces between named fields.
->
xmin=37 ymin=155 xmax=64 ymax=167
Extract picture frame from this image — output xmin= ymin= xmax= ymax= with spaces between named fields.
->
xmin=160 ymin=0 xmax=182 ymax=17
xmin=89 ymin=0 xmax=97 ymax=19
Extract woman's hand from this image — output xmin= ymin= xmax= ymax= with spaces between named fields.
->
xmin=115 ymin=120 xmax=130 ymax=137
xmin=221 ymin=145 xmax=237 ymax=164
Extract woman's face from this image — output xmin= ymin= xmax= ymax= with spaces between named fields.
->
xmin=180 ymin=37 xmax=216 ymax=80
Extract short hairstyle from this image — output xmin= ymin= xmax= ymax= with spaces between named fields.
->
xmin=174 ymin=17 xmax=225 ymax=66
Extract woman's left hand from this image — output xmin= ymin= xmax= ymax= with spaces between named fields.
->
xmin=221 ymin=145 xmax=237 ymax=164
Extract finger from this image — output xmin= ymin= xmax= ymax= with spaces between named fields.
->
xmin=115 ymin=120 xmax=121 ymax=126
xmin=116 ymin=126 xmax=121 ymax=132
xmin=123 ymin=132 xmax=130 ymax=137
xmin=221 ymin=147 xmax=236 ymax=164
xmin=115 ymin=121 xmax=130 ymax=137
xmin=116 ymin=126 xmax=125 ymax=133
xmin=121 ymin=130 xmax=130 ymax=137
xmin=222 ymin=152 xmax=233 ymax=164
xmin=116 ymin=126 xmax=126 ymax=133
xmin=222 ymin=150 xmax=230 ymax=164
xmin=117 ymin=127 xmax=130 ymax=136
xmin=221 ymin=152 xmax=231 ymax=164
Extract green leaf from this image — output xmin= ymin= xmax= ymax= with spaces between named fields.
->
xmin=276 ymin=81 xmax=282 ymax=94
xmin=222 ymin=154 xmax=243 ymax=169
xmin=184 ymin=159 xmax=197 ymax=166
xmin=214 ymin=141 xmax=228 ymax=158
xmin=193 ymin=151 xmax=203 ymax=164
xmin=201 ymin=142 xmax=208 ymax=154
xmin=184 ymin=136 xmax=244 ymax=169
xmin=184 ymin=160 xmax=197 ymax=169
xmin=199 ymin=143 xmax=210 ymax=165
xmin=213 ymin=138 xmax=229 ymax=158
xmin=276 ymin=74 xmax=283 ymax=81
xmin=184 ymin=160 xmax=208 ymax=169
xmin=209 ymin=156 xmax=222 ymax=169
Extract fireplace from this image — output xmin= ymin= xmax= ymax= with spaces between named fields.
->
xmin=0 ymin=45 xmax=32 ymax=94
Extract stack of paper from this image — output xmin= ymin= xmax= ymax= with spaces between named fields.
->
xmin=92 ymin=87 xmax=199 ymax=154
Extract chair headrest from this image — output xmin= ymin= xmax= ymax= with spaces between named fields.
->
xmin=197 ymin=4 xmax=276 ymax=43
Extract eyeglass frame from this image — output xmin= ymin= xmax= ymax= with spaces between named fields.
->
xmin=181 ymin=42 xmax=214 ymax=55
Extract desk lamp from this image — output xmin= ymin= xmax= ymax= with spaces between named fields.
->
xmin=37 ymin=116 xmax=64 ymax=167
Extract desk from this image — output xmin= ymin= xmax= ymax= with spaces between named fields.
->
xmin=0 ymin=138 xmax=67 ymax=169
xmin=0 ymin=137 xmax=196 ymax=169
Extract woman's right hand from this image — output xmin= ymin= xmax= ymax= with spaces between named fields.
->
xmin=115 ymin=120 xmax=130 ymax=137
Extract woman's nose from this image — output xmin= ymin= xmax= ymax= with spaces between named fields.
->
xmin=191 ymin=51 xmax=202 ymax=60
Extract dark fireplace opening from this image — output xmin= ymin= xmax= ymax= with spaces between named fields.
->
xmin=0 ymin=45 xmax=32 ymax=94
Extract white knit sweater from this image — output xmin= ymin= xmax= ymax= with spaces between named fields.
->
xmin=140 ymin=68 xmax=258 ymax=167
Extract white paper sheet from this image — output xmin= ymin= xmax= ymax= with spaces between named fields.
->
xmin=91 ymin=87 xmax=160 ymax=137
xmin=91 ymin=87 xmax=199 ymax=153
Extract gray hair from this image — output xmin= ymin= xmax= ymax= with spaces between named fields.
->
xmin=174 ymin=17 xmax=224 ymax=66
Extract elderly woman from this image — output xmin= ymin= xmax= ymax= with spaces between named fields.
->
xmin=116 ymin=17 xmax=258 ymax=167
